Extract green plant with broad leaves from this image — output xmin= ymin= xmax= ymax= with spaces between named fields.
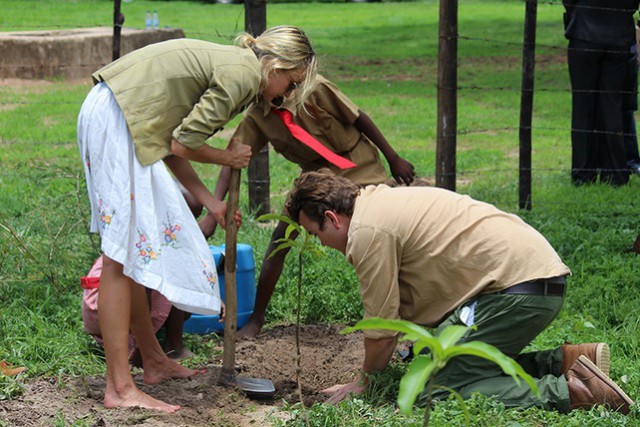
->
xmin=343 ymin=319 xmax=540 ymax=427
xmin=257 ymin=213 xmax=325 ymax=407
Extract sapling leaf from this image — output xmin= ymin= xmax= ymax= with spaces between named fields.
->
xmin=446 ymin=341 xmax=539 ymax=396
xmin=402 ymin=330 xmax=435 ymax=343
xmin=398 ymin=355 xmax=436 ymax=415
xmin=342 ymin=318 xmax=432 ymax=340
xmin=256 ymin=213 xmax=288 ymax=223
xmin=273 ymin=237 xmax=292 ymax=245
xmin=345 ymin=318 xmax=540 ymax=420
xmin=436 ymin=324 xmax=470 ymax=350
xmin=306 ymin=247 xmax=325 ymax=258
xmin=268 ymin=240 xmax=297 ymax=259
xmin=285 ymin=222 xmax=300 ymax=240
xmin=412 ymin=338 xmax=445 ymax=362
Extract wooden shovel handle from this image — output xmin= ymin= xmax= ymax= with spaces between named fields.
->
xmin=221 ymin=168 xmax=240 ymax=382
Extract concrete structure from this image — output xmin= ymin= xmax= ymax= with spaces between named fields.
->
xmin=0 ymin=27 xmax=185 ymax=80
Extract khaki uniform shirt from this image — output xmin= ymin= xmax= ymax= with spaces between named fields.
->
xmin=92 ymin=39 xmax=261 ymax=166
xmin=346 ymin=185 xmax=571 ymax=339
xmin=232 ymin=75 xmax=387 ymax=186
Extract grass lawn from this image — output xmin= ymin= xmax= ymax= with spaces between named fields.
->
xmin=1 ymin=0 xmax=639 ymax=425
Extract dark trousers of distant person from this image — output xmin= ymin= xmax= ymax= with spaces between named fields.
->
xmin=623 ymin=44 xmax=640 ymax=171
xmin=568 ymin=39 xmax=630 ymax=186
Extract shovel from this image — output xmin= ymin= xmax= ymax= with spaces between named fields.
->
xmin=218 ymin=167 xmax=275 ymax=398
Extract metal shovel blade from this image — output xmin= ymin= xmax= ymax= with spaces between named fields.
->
xmin=235 ymin=375 xmax=276 ymax=398
xmin=220 ymin=371 xmax=275 ymax=399
xmin=229 ymin=377 xmax=276 ymax=399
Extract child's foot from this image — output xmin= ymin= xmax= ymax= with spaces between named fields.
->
xmin=104 ymin=384 xmax=180 ymax=413
xmin=237 ymin=317 xmax=263 ymax=340
xmin=166 ymin=348 xmax=195 ymax=361
xmin=142 ymin=357 xmax=203 ymax=385
xmin=129 ymin=349 xmax=143 ymax=369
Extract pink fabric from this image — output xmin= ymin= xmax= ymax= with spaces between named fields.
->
xmin=81 ymin=255 xmax=172 ymax=355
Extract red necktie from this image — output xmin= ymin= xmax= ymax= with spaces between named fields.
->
xmin=272 ymin=108 xmax=356 ymax=170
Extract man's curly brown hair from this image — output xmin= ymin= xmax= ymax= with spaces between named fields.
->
xmin=286 ymin=169 xmax=360 ymax=230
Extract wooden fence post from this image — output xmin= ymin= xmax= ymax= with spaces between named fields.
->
xmin=112 ymin=0 xmax=123 ymax=61
xmin=436 ymin=0 xmax=458 ymax=191
xmin=519 ymin=0 xmax=537 ymax=210
xmin=244 ymin=0 xmax=270 ymax=216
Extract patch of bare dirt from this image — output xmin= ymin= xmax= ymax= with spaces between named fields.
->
xmin=0 ymin=78 xmax=55 ymax=89
xmin=0 ymin=324 xmax=365 ymax=427
xmin=325 ymin=57 xmax=432 ymax=82
xmin=0 ymin=78 xmax=90 ymax=89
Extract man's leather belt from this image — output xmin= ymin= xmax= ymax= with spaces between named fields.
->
xmin=498 ymin=277 xmax=566 ymax=297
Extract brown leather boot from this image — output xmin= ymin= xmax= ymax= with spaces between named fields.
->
xmin=567 ymin=355 xmax=634 ymax=414
xmin=561 ymin=343 xmax=610 ymax=376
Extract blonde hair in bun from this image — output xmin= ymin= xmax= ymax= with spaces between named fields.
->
xmin=236 ymin=25 xmax=318 ymax=108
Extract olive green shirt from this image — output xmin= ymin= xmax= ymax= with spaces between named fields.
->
xmin=232 ymin=75 xmax=387 ymax=185
xmin=92 ymin=39 xmax=261 ymax=166
xmin=346 ymin=185 xmax=571 ymax=339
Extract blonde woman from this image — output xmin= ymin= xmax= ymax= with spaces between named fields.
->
xmin=77 ymin=26 xmax=317 ymax=412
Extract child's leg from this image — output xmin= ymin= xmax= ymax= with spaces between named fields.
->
xmin=128 ymin=278 xmax=201 ymax=384
xmin=238 ymin=220 xmax=296 ymax=339
xmin=99 ymin=255 xmax=180 ymax=413
xmin=163 ymin=307 xmax=194 ymax=360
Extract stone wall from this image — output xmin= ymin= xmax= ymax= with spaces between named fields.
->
xmin=0 ymin=27 xmax=185 ymax=80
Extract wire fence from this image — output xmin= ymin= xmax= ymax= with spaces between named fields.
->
xmin=0 ymin=0 xmax=639 ymax=217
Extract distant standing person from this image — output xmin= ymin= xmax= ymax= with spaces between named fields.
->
xmin=622 ymin=23 xmax=640 ymax=175
xmin=77 ymin=27 xmax=317 ymax=412
xmin=564 ymin=0 xmax=639 ymax=186
xmin=213 ymin=74 xmax=415 ymax=338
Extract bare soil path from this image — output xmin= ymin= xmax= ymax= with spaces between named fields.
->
xmin=0 ymin=324 xmax=365 ymax=427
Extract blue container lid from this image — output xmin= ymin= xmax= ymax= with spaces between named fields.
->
xmin=220 ymin=243 xmax=255 ymax=271
xmin=210 ymin=245 xmax=224 ymax=273
xmin=183 ymin=311 xmax=253 ymax=335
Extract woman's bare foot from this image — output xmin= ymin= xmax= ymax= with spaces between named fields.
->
xmin=143 ymin=357 xmax=203 ymax=385
xmin=104 ymin=383 xmax=180 ymax=413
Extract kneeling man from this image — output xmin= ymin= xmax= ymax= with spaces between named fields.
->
xmin=286 ymin=169 xmax=633 ymax=414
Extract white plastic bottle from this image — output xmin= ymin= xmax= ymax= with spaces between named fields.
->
xmin=145 ymin=10 xmax=152 ymax=30
xmin=152 ymin=10 xmax=159 ymax=29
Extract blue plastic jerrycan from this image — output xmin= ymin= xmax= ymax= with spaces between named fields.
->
xmin=183 ymin=244 xmax=256 ymax=334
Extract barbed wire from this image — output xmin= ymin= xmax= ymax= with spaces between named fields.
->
xmin=458 ymin=35 xmax=634 ymax=57
xmin=1 ymin=3 xmax=639 ymax=209
xmin=455 ymin=126 xmax=639 ymax=139
xmin=4 ymin=164 xmax=637 ymax=216
xmin=0 ymin=24 xmax=110 ymax=30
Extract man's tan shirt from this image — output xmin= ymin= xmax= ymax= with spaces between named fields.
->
xmin=346 ymin=185 xmax=571 ymax=339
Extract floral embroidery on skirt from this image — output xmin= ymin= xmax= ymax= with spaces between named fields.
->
xmin=77 ymin=83 xmax=220 ymax=315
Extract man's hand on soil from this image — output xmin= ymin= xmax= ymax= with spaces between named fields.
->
xmin=322 ymin=380 xmax=364 ymax=404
